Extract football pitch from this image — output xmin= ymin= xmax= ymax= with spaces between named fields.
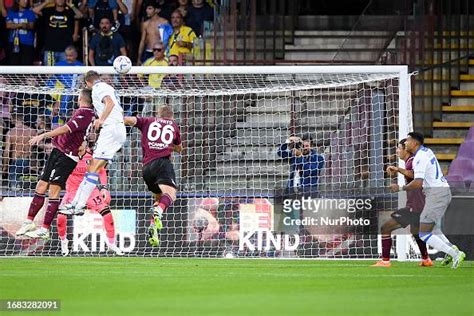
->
xmin=0 ymin=258 xmax=472 ymax=316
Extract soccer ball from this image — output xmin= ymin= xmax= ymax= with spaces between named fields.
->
xmin=192 ymin=216 xmax=209 ymax=233
xmin=113 ymin=56 xmax=132 ymax=74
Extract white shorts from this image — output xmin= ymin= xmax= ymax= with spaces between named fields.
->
xmin=93 ymin=123 xmax=127 ymax=160
xmin=420 ymin=187 xmax=452 ymax=227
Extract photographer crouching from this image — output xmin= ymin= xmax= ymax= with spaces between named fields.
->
xmin=277 ymin=133 xmax=325 ymax=194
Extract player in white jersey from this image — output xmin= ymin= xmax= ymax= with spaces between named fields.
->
xmin=390 ymin=132 xmax=466 ymax=268
xmin=60 ymin=70 xmax=127 ymax=215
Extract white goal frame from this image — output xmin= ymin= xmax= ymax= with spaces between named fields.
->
xmin=0 ymin=65 xmax=412 ymax=260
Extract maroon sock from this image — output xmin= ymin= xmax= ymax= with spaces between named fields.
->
xmin=42 ymin=199 xmax=60 ymax=229
xmin=158 ymin=193 xmax=173 ymax=213
xmin=27 ymin=193 xmax=46 ymax=220
xmin=381 ymin=236 xmax=392 ymax=261
xmin=414 ymin=234 xmax=429 ymax=259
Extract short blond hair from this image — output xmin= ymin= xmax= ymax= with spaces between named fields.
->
xmin=158 ymin=105 xmax=173 ymax=119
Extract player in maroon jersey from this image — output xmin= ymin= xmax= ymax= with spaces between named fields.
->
xmin=124 ymin=105 xmax=182 ymax=247
xmin=372 ymin=139 xmax=431 ymax=267
xmin=16 ymin=89 xmax=96 ymax=240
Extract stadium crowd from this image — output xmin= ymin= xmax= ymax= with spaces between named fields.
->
xmin=0 ymin=0 xmax=214 ymax=66
xmin=0 ymin=0 xmax=214 ymax=189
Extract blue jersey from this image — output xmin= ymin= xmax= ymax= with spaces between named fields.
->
xmin=6 ymin=9 xmax=36 ymax=46
xmin=278 ymin=144 xmax=325 ymax=190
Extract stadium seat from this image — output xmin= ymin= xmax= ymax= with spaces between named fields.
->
xmin=466 ymin=127 xmax=474 ymax=140
xmin=448 ymin=158 xmax=474 ymax=176
xmin=457 ymin=141 xmax=474 ymax=159
xmin=445 ymin=174 xmax=467 ymax=193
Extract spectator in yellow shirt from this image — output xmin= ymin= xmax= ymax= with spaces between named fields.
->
xmin=169 ymin=10 xmax=196 ymax=58
xmin=142 ymin=43 xmax=168 ymax=88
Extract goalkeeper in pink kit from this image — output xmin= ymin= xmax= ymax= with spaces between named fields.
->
xmin=57 ymin=153 xmax=122 ymax=256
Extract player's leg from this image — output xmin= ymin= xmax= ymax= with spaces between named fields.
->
xmin=25 ymin=184 xmax=62 ymax=239
xmin=99 ymin=207 xmax=123 ymax=255
xmin=151 ymin=193 xmax=162 ymax=224
xmin=16 ymin=180 xmax=49 ymax=236
xmin=371 ymin=218 xmax=401 ymax=267
xmin=431 ymin=225 xmax=460 ymax=266
xmin=27 ymin=153 xmax=78 ymax=239
xmin=418 ymin=189 xmax=465 ymax=269
xmin=146 ymin=158 xmax=178 ymax=247
xmin=57 ymin=213 xmax=69 ymax=256
xmin=147 ymin=185 xmax=177 ymax=247
xmin=410 ymin=225 xmax=432 ymax=266
xmin=419 ymin=222 xmax=465 ymax=269
xmin=16 ymin=150 xmax=63 ymax=236
xmin=67 ymin=159 xmax=108 ymax=213
xmin=154 ymin=185 xmax=177 ymax=218
xmin=87 ymin=186 xmax=123 ymax=255
xmin=64 ymin=126 xmax=125 ymax=215
xmin=57 ymin=190 xmax=75 ymax=256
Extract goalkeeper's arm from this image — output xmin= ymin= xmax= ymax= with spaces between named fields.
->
xmin=29 ymin=124 xmax=71 ymax=146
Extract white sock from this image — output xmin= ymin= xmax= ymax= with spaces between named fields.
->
xmin=437 ymin=233 xmax=453 ymax=247
xmin=72 ymin=173 xmax=100 ymax=210
xmin=153 ymin=205 xmax=164 ymax=218
xmin=422 ymin=233 xmax=458 ymax=258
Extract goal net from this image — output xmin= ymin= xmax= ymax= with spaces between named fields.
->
xmin=0 ymin=65 xmax=413 ymax=259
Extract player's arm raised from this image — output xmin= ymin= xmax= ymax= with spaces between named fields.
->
xmin=29 ymin=124 xmax=71 ymax=146
xmin=124 ymin=116 xmax=137 ymax=126
xmin=94 ymin=95 xmax=115 ymax=128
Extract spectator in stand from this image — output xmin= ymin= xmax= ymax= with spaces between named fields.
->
xmin=175 ymin=0 xmax=187 ymax=19
xmin=0 ymin=0 xmax=7 ymax=64
xmin=5 ymin=0 xmax=36 ymax=65
xmin=162 ymin=53 xmax=179 ymax=87
xmin=87 ymin=0 xmax=119 ymax=31
xmin=169 ymin=9 xmax=195 ymax=58
xmin=136 ymin=0 xmax=175 ymax=22
xmin=47 ymin=45 xmax=82 ymax=115
xmin=186 ymin=0 xmax=212 ymax=37
xmin=12 ymin=76 xmax=55 ymax=128
xmin=168 ymin=53 xmax=178 ymax=65
xmin=139 ymin=42 xmax=167 ymax=115
xmin=137 ymin=2 xmax=171 ymax=64
xmin=1 ymin=0 xmax=14 ymax=12
xmin=0 ymin=76 xmax=12 ymax=134
xmin=45 ymin=100 xmax=66 ymax=129
xmin=141 ymin=42 xmax=168 ymax=88
xmin=88 ymin=0 xmax=127 ymax=32
xmin=2 ymin=114 xmax=37 ymax=190
xmin=33 ymin=0 xmax=83 ymax=66
xmin=120 ymin=0 xmax=137 ymax=62
xmin=54 ymin=45 xmax=83 ymax=68
xmin=88 ymin=16 xmax=126 ymax=65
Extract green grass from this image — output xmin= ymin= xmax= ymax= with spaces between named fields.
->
xmin=0 ymin=258 xmax=473 ymax=316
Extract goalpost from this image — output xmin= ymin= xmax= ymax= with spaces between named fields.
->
xmin=0 ymin=65 xmax=414 ymax=259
